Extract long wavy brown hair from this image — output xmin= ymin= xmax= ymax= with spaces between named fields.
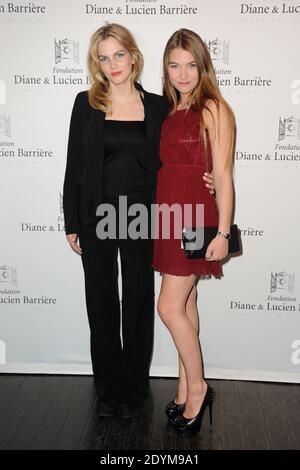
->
xmin=87 ymin=23 xmax=143 ymax=114
xmin=163 ymin=29 xmax=236 ymax=170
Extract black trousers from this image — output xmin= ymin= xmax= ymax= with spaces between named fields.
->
xmin=79 ymin=192 xmax=154 ymax=406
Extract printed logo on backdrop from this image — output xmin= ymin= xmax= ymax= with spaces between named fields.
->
xmin=55 ymin=39 xmax=79 ymax=64
xmin=275 ymin=116 xmax=300 ymax=164
xmin=0 ymin=3 xmax=46 ymax=14
xmin=0 ymin=114 xmax=11 ymax=138
xmin=270 ymin=271 xmax=295 ymax=297
xmin=0 ymin=80 xmax=6 ymax=104
xmin=20 ymin=191 xmax=65 ymax=235
xmin=240 ymin=3 xmax=300 ymax=16
xmin=52 ymin=37 xmax=88 ymax=86
xmin=85 ymin=0 xmax=199 ymax=16
xmin=205 ymin=37 xmax=271 ymax=89
xmin=291 ymin=80 xmax=300 ymax=105
xmin=230 ymin=269 xmax=299 ymax=316
xmin=57 ymin=191 xmax=65 ymax=232
xmin=13 ymin=37 xmax=89 ymax=87
xmin=0 ymin=264 xmax=56 ymax=306
xmin=0 ymin=113 xmax=52 ymax=160
xmin=240 ymin=226 xmax=264 ymax=239
xmin=207 ymin=39 xmax=229 ymax=66
xmin=0 ymin=264 xmax=17 ymax=287
xmin=278 ymin=116 xmax=300 ymax=141
xmin=235 ymin=114 xmax=300 ymax=165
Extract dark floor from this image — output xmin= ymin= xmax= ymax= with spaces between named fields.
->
xmin=0 ymin=374 xmax=299 ymax=450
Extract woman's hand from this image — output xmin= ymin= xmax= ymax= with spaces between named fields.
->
xmin=203 ymin=171 xmax=216 ymax=196
xmin=205 ymin=236 xmax=228 ymax=261
xmin=66 ymin=233 xmax=82 ymax=255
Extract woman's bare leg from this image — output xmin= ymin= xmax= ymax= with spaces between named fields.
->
xmin=176 ymin=284 xmax=199 ymax=404
xmin=157 ymin=274 xmax=206 ymax=418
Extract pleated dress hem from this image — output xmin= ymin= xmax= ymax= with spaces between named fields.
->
xmin=151 ymin=262 xmax=223 ymax=278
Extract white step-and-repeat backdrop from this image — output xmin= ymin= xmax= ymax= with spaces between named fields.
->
xmin=0 ymin=0 xmax=300 ymax=382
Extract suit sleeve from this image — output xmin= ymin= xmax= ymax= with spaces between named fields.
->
xmin=63 ymin=93 xmax=83 ymax=235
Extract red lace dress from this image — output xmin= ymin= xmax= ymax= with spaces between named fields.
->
xmin=151 ymin=108 xmax=222 ymax=277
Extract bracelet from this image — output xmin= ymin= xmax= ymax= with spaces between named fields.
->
xmin=217 ymin=230 xmax=231 ymax=240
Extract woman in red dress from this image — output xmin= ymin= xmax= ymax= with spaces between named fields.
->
xmin=151 ymin=29 xmax=236 ymax=436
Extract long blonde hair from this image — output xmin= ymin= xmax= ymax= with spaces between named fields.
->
xmin=87 ymin=23 xmax=143 ymax=114
xmin=163 ymin=29 xmax=235 ymax=170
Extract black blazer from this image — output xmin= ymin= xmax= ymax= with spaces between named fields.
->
xmin=63 ymin=83 xmax=169 ymax=235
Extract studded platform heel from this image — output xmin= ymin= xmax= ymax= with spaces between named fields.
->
xmin=165 ymin=398 xmax=185 ymax=421
xmin=172 ymin=383 xmax=216 ymax=437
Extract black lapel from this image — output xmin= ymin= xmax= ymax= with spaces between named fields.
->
xmin=141 ymin=92 xmax=156 ymax=149
xmin=135 ymin=82 xmax=156 ymax=148
xmin=90 ymin=107 xmax=105 ymax=201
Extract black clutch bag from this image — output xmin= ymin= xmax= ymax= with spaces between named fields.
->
xmin=182 ymin=224 xmax=240 ymax=259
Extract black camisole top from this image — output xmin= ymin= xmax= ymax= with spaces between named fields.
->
xmin=103 ymin=120 xmax=148 ymax=199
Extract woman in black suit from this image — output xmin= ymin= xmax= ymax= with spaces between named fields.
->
xmin=63 ymin=23 xmax=215 ymax=415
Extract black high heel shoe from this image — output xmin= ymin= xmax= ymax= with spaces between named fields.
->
xmin=165 ymin=398 xmax=185 ymax=420
xmin=172 ymin=383 xmax=216 ymax=437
